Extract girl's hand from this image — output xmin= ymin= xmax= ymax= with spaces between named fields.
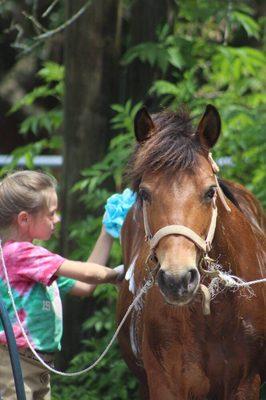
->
xmin=113 ymin=264 xmax=125 ymax=282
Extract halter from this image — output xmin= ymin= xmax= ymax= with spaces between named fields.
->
xmin=142 ymin=153 xmax=231 ymax=257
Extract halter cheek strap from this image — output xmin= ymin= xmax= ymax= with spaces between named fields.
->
xmin=208 ymin=153 xmax=231 ymax=213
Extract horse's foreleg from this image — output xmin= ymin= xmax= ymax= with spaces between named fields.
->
xmin=145 ymin=370 xmax=176 ymax=400
xmin=142 ymin=344 xmax=184 ymax=400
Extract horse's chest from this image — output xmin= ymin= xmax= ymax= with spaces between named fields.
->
xmin=142 ymin=297 xmax=260 ymax=395
xmin=205 ymin=316 xmax=263 ymax=378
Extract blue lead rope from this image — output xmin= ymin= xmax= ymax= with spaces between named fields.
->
xmin=0 ymin=295 xmax=26 ymax=400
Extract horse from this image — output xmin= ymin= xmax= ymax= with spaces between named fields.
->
xmin=117 ymin=105 xmax=266 ymax=400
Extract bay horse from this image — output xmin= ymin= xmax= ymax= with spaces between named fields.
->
xmin=117 ymin=105 xmax=266 ymax=399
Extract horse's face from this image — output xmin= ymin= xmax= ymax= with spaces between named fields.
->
xmin=140 ymin=155 xmax=216 ymax=305
xmin=132 ymin=105 xmax=221 ymax=306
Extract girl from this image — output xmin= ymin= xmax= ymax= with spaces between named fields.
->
xmin=0 ymin=170 xmax=124 ymax=399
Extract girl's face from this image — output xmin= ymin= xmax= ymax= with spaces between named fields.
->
xmin=28 ymin=189 xmax=60 ymax=241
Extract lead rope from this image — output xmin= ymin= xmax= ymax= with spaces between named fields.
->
xmin=0 ymin=239 xmax=154 ymax=376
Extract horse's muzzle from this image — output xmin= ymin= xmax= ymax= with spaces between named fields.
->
xmin=157 ymin=267 xmax=200 ymax=305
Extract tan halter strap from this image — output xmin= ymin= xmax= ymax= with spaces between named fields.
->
xmin=208 ymin=153 xmax=231 ymax=213
xmin=143 ymin=201 xmax=218 ymax=253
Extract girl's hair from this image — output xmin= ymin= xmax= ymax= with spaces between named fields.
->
xmin=0 ymin=170 xmax=57 ymax=228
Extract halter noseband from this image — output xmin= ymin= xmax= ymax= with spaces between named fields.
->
xmin=142 ymin=153 xmax=231 ymax=256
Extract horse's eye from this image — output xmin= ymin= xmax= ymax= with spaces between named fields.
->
xmin=204 ymin=186 xmax=217 ymax=201
xmin=139 ymin=188 xmax=151 ymax=203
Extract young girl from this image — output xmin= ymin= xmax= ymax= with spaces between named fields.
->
xmin=0 ymin=170 xmax=124 ymax=399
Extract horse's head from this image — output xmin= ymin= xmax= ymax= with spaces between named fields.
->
xmin=129 ymin=105 xmax=222 ymax=306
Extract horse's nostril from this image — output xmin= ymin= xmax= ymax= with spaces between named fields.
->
xmin=187 ymin=268 xmax=198 ymax=290
xmin=158 ymin=270 xmax=175 ymax=289
xmin=157 ymin=269 xmax=166 ymax=287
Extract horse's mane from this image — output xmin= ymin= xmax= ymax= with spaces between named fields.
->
xmin=218 ymin=179 xmax=241 ymax=210
xmin=127 ymin=107 xmax=203 ymax=192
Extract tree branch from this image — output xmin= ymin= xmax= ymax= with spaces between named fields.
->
xmin=11 ymin=0 xmax=93 ymax=55
xmin=34 ymin=0 xmax=92 ymax=42
xmin=42 ymin=0 xmax=60 ymax=18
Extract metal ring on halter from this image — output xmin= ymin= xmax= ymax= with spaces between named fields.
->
xmin=142 ymin=262 xmax=160 ymax=293
xmin=199 ymin=256 xmax=220 ymax=278
xmin=144 ymin=252 xmax=158 ymax=273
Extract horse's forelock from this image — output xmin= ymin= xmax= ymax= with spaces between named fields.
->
xmin=126 ymin=108 xmax=202 ymax=191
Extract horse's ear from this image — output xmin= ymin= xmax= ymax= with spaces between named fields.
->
xmin=196 ymin=105 xmax=221 ymax=149
xmin=134 ymin=107 xmax=155 ymax=143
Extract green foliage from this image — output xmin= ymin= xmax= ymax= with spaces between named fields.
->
xmin=72 ymin=100 xmax=142 ymax=196
xmin=10 ymin=61 xmax=64 ymax=135
xmin=52 ymin=291 xmax=138 ymax=400
xmin=0 ymin=137 xmax=61 ymax=177
xmin=19 ymin=109 xmax=63 ymax=135
xmin=1 ymin=61 xmax=64 ymax=174
xmin=121 ymin=1 xmax=266 ymax=206
xmin=122 ymin=24 xmax=185 ymax=74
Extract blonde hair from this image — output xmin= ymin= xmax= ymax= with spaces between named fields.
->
xmin=0 ymin=170 xmax=57 ymax=229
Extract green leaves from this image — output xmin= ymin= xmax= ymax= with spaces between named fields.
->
xmin=121 ymin=1 xmax=266 ymax=207
xmin=10 ymin=62 xmax=64 ymax=115
xmin=0 ymin=137 xmax=62 ymax=176
xmin=20 ymin=109 xmax=63 ymax=135
xmin=9 ymin=86 xmax=55 ymax=114
xmin=232 ymin=11 xmax=260 ymax=39
xmin=167 ymin=46 xmax=184 ymax=69
xmin=38 ymin=61 xmax=65 ymax=82
xmin=2 ymin=61 xmax=64 ymax=173
xmin=211 ymin=47 xmax=265 ymax=90
xmin=73 ymin=100 xmax=142 ymax=201
xmin=122 ymin=25 xmax=186 ymax=74
xmin=111 ymin=100 xmax=142 ymax=133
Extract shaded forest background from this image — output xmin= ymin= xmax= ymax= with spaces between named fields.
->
xmin=0 ymin=0 xmax=265 ymax=398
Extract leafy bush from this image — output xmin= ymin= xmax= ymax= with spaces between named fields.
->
xmin=122 ymin=1 xmax=266 ymax=206
xmin=0 ymin=61 xmax=64 ymax=176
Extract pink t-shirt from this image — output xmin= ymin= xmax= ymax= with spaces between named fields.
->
xmin=0 ymin=241 xmax=74 ymax=352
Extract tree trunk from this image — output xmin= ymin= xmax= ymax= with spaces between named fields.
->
xmin=123 ymin=0 xmax=170 ymax=105
xmin=59 ymin=0 xmax=119 ymax=368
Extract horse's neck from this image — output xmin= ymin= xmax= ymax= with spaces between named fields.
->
xmin=221 ymin=179 xmax=266 ymax=232
xmin=212 ymin=200 xmax=265 ymax=279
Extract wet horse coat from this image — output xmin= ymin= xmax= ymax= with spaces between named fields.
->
xmin=117 ymin=105 xmax=266 ymax=399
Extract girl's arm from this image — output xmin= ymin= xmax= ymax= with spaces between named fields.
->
xmin=88 ymin=226 xmax=114 ymax=264
xmin=56 ymin=226 xmax=119 ymax=294
xmin=66 ymin=189 xmax=136 ymax=297
xmin=67 ymin=265 xmax=123 ymax=297
xmin=68 ymin=281 xmax=96 ymax=297
xmin=67 ymin=227 xmax=114 ymax=296
xmin=56 ymin=259 xmax=119 ymax=284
